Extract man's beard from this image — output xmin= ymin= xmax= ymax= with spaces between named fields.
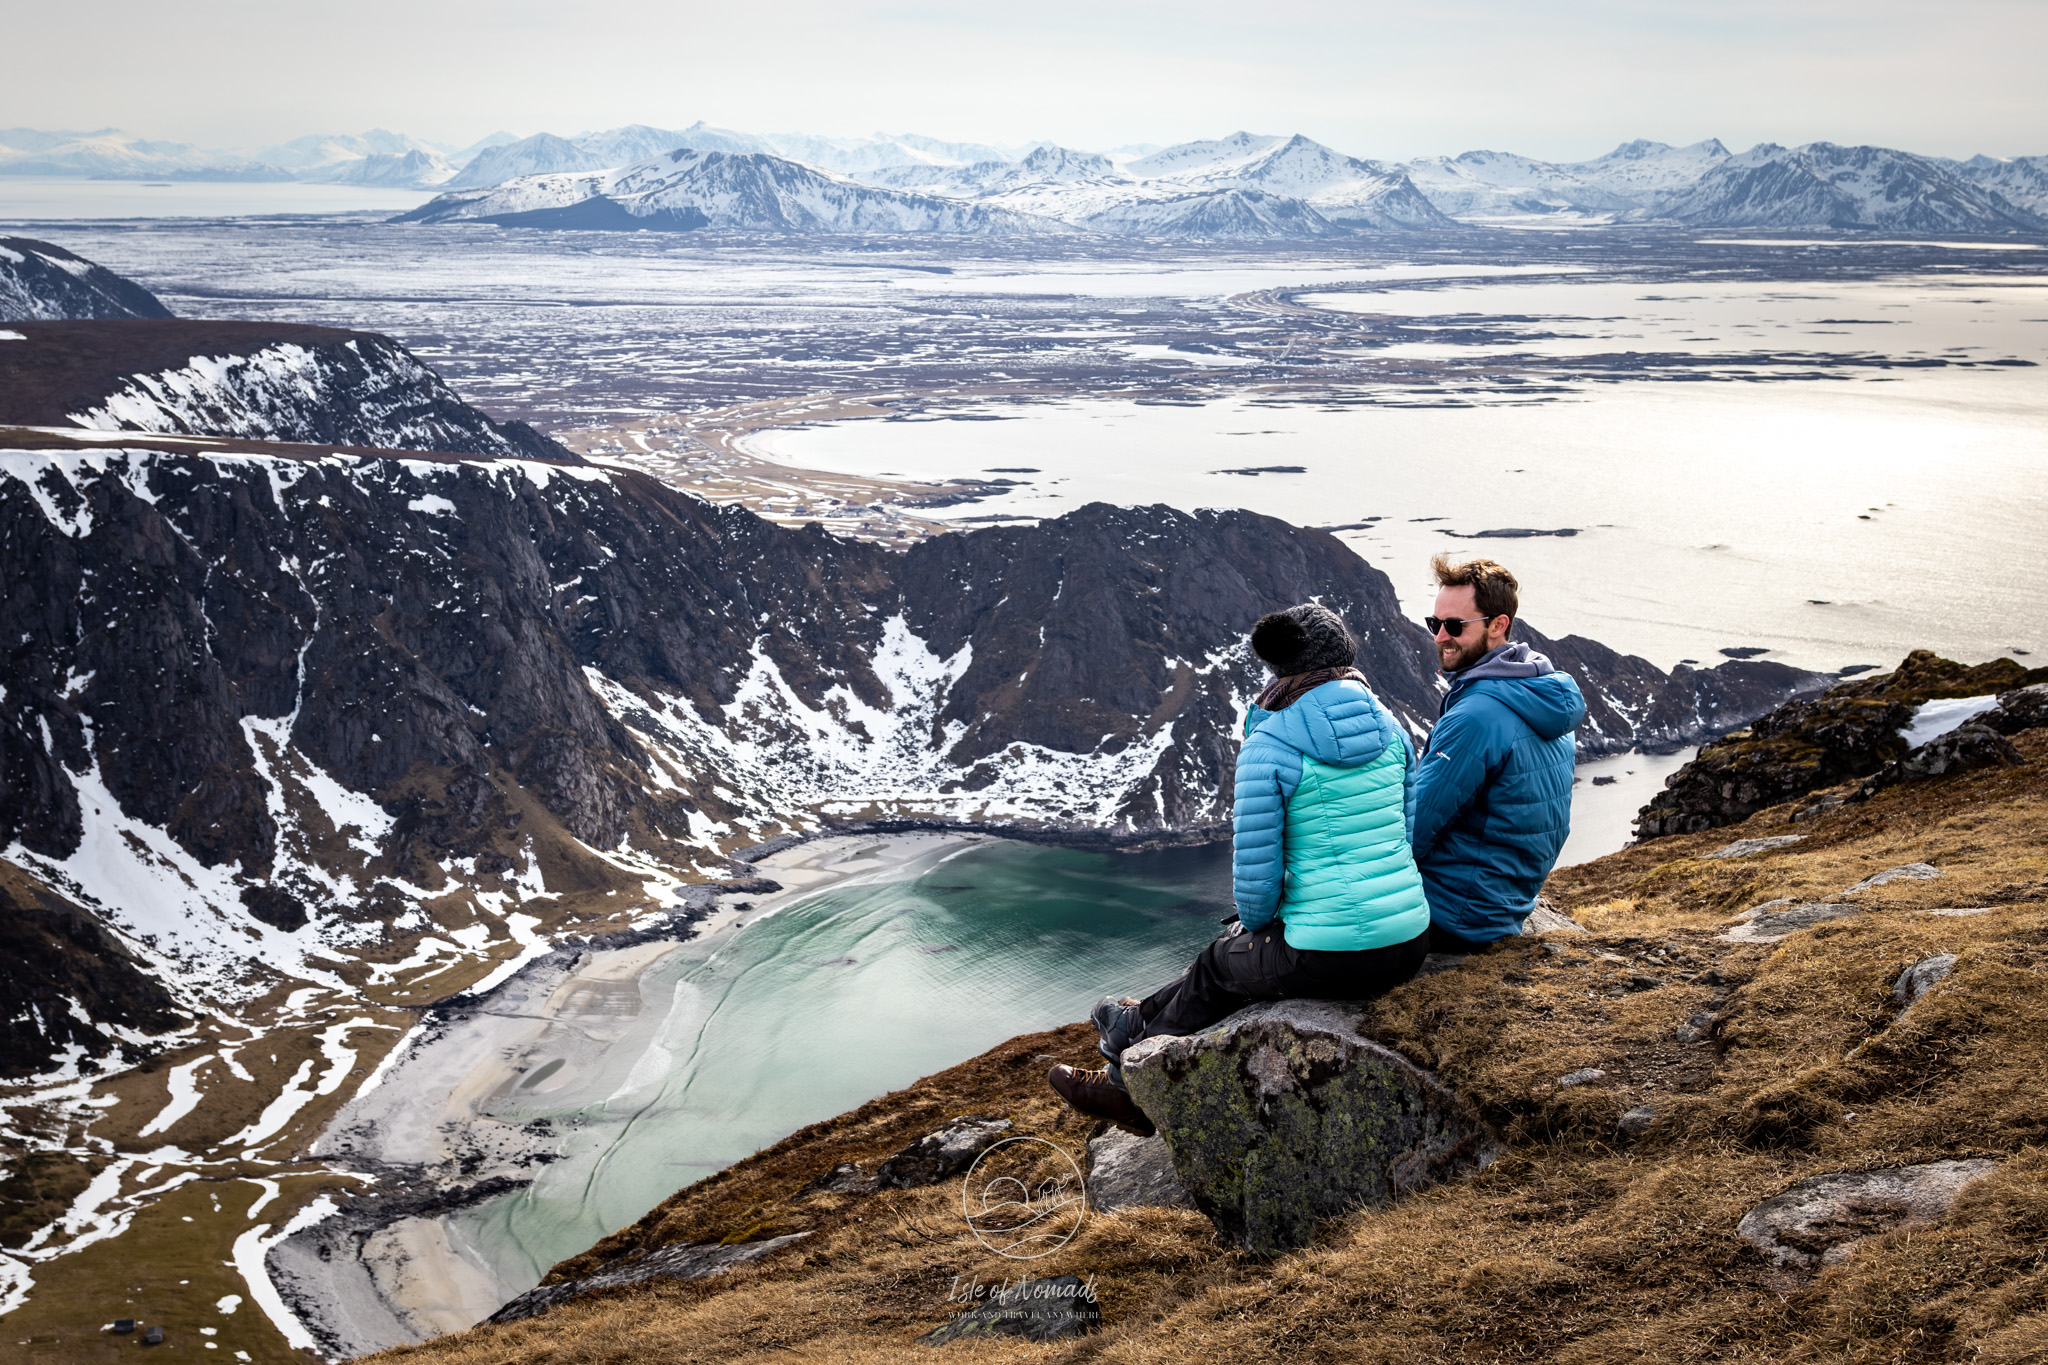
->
xmin=1440 ymin=634 xmax=1491 ymax=673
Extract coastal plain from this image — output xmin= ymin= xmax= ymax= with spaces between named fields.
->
xmin=35 ymin=218 xmax=2039 ymax=666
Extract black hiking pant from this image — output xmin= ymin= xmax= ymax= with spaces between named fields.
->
xmin=1427 ymin=922 xmax=1498 ymax=955
xmin=1136 ymin=924 xmax=1430 ymax=1041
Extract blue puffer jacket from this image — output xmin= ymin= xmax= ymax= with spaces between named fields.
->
xmin=1232 ymin=679 xmax=1431 ymax=952
xmin=1408 ymin=643 xmax=1586 ymax=942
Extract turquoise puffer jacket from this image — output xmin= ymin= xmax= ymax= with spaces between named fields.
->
xmin=1232 ymin=679 xmax=1431 ymax=952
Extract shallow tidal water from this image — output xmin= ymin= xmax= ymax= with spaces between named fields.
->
xmin=749 ymin=278 xmax=2048 ymax=674
xmin=452 ymin=837 xmax=1232 ymax=1292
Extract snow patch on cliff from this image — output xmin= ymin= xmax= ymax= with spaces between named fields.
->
xmin=580 ymin=614 xmax=1182 ymax=833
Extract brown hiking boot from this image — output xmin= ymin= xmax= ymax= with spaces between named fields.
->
xmin=1048 ymin=1064 xmax=1156 ymax=1137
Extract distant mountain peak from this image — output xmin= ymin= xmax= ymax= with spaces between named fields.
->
xmin=1596 ymin=137 xmax=1729 ymax=162
xmin=1645 ymin=140 xmax=2047 ymax=232
xmin=1009 ymin=144 xmax=1115 ymax=182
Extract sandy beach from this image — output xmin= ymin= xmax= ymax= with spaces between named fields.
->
xmin=284 ymin=831 xmax=996 ymax=1354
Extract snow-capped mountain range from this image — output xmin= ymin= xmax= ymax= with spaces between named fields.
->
xmin=400 ymin=132 xmax=1457 ymax=239
xmin=1951 ymin=154 xmax=2048 ymax=215
xmin=0 ymin=126 xmax=514 ymax=188
xmin=400 ymin=149 xmax=1071 ymax=235
xmin=1648 ymin=142 xmax=2047 ymax=231
xmin=5 ymin=119 xmax=2044 ymax=232
xmin=1401 ymin=139 xmax=1733 ymax=217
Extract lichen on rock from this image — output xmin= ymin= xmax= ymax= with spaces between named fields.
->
xmin=1120 ymin=999 xmax=1500 ymax=1254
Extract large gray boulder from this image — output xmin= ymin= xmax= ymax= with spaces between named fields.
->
xmin=1120 ymin=1000 xmax=1500 ymax=1254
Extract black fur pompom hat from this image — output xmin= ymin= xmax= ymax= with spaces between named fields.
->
xmin=1250 ymin=603 xmax=1356 ymax=675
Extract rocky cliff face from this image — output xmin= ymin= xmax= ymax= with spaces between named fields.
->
xmin=0 ymin=237 xmax=173 ymax=322
xmin=1 ymin=437 xmax=1820 ymax=1073
xmin=0 ymin=320 xmax=570 ymax=460
xmin=0 ymin=867 xmax=186 ymax=1079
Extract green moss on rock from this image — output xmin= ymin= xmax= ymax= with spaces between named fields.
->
xmin=1122 ymin=1000 xmax=1500 ymax=1255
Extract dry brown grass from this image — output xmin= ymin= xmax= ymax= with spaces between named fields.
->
xmin=371 ymin=734 xmax=2048 ymax=1365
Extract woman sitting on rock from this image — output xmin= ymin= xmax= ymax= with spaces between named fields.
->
xmin=1049 ymin=603 xmax=1433 ymax=1135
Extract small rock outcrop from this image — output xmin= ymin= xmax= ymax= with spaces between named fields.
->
xmin=1084 ymin=1129 xmax=1193 ymax=1213
xmin=1979 ymin=683 xmax=2048 ymax=735
xmin=487 ymin=1232 xmax=811 ymax=1323
xmin=1736 ymin=1160 xmax=1997 ymax=1272
xmin=1722 ymin=864 xmax=1948 ymax=944
xmin=1722 ymin=901 xmax=1860 ymax=944
xmin=801 ymin=1116 xmax=1013 ymax=1196
xmin=1521 ymin=898 xmax=1589 ymax=935
xmin=1844 ymin=863 xmax=1944 ymax=894
xmin=1854 ymin=726 xmax=2024 ymax=800
xmin=1892 ymin=953 xmax=1958 ymax=1008
xmin=1636 ymin=651 xmax=2046 ymax=837
xmin=874 ymin=1115 xmax=1012 ymax=1189
xmin=1119 ymin=1000 xmax=1500 ymax=1254
xmin=1701 ymin=835 xmax=1804 ymax=859
xmin=917 ymin=1274 xmax=1102 ymax=1346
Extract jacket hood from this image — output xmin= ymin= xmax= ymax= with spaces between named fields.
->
xmin=1450 ymin=641 xmax=1555 ymax=683
xmin=1449 ymin=664 xmax=1586 ymax=742
xmin=1247 ymin=679 xmax=1396 ymax=768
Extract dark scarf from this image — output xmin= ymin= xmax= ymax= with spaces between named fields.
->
xmin=1255 ymin=666 xmax=1368 ymax=713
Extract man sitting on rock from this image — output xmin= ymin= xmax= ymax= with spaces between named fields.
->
xmin=1049 ymin=603 xmax=1433 ymax=1136
xmin=1411 ymin=554 xmax=1586 ymax=952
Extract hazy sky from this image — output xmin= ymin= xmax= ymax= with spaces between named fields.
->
xmin=10 ymin=0 xmax=2045 ymax=161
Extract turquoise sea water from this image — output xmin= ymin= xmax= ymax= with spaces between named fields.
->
xmin=453 ymin=838 xmax=1231 ymax=1294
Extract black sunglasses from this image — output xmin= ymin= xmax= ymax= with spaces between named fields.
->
xmin=1425 ymin=614 xmax=1497 ymax=638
